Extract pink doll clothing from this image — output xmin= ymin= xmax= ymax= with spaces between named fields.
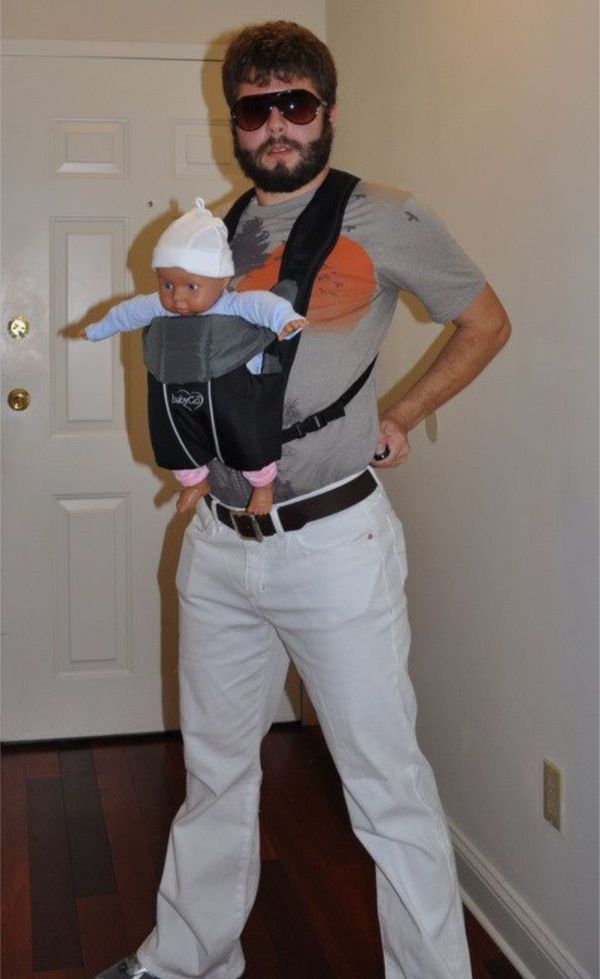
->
xmin=175 ymin=461 xmax=277 ymax=489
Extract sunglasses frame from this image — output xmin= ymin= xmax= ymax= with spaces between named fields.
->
xmin=231 ymin=89 xmax=328 ymax=132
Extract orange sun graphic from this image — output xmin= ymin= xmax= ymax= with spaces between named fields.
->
xmin=236 ymin=235 xmax=376 ymax=333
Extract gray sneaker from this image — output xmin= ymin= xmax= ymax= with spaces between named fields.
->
xmin=94 ymin=953 xmax=161 ymax=979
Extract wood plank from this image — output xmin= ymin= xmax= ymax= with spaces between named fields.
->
xmin=124 ymin=739 xmax=180 ymax=877
xmin=484 ymin=959 xmax=524 ymax=979
xmin=160 ymin=733 xmax=186 ymax=801
xmin=1 ymin=732 xmax=523 ymax=979
xmin=77 ymin=894 xmax=129 ymax=977
xmin=464 ymin=908 xmax=524 ymax=979
xmin=27 ymin=779 xmax=82 ymax=971
xmin=59 ymin=745 xmax=115 ymax=897
xmin=259 ymin=773 xmax=381 ymax=978
xmin=252 ymin=860 xmax=336 ymax=979
xmin=92 ymin=743 xmax=159 ymax=949
xmin=328 ymin=862 xmax=383 ymax=977
xmin=259 ymin=821 xmax=278 ymax=861
xmin=34 ymin=969 xmax=85 ymax=979
xmin=1 ymin=845 xmax=34 ymax=979
xmin=242 ymin=888 xmax=282 ymax=979
xmin=23 ymin=745 xmax=60 ymax=780
xmin=2 ymin=748 xmax=28 ymax=847
xmin=262 ymin=727 xmax=368 ymax=869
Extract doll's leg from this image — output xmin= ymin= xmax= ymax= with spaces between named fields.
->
xmin=175 ymin=467 xmax=210 ymax=513
xmin=243 ymin=462 xmax=277 ymax=515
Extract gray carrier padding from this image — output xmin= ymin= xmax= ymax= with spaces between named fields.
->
xmin=143 ymin=313 xmax=278 ymax=385
xmin=143 ymin=280 xmax=298 ymax=385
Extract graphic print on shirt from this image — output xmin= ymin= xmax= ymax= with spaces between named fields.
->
xmin=231 ymin=220 xmax=377 ymax=333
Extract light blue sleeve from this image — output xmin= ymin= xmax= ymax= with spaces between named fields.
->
xmin=213 ymin=290 xmax=304 ymax=336
xmin=85 ymin=293 xmax=168 ymax=340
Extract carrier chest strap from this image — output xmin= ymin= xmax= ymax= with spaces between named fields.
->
xmin=281 ymin=357 xmax=376 ymax=443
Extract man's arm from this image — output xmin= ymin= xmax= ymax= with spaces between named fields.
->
xmin=373 ymin=283 xmax=511 ymax=466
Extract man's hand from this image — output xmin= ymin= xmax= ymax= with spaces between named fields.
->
xmin=372 ymin=416 xmax=411 ymax=468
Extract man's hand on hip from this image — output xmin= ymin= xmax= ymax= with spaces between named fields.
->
xmin=372 ymin=416 xmax=410 ymax=468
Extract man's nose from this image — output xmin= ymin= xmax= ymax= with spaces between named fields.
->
xmin=265 ymin=105 xmax=287 ymax=134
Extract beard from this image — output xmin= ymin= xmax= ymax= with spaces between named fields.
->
xmin=233 ymin=117 xmax=334 ymax=193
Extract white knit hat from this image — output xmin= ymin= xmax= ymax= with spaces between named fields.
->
xmin=152 ymin=198 xmax=234 ymax=278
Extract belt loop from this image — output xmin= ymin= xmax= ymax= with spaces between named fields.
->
xmin=269 ymin=506 xmax=285 ymax=536
xmin=207 ymin=494 xmax=222 ymax=531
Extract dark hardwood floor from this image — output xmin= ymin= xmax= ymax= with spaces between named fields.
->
xmin=2 ymin=725 xmax=522 ymax=979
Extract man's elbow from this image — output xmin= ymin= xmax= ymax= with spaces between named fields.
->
xmin=493 ymin=310 xmax=512 ymax=352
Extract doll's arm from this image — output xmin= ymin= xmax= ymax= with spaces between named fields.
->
xmin=216 ymin=290 xmax=308 ymax=339
xmin=82 ymin=293 xmax=168 ymax=340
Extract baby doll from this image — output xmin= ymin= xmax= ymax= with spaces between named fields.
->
xmin=81 ymin=198 xmax=307 ymax=514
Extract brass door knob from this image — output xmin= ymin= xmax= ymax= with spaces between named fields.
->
xmin=7 ymin=388 xmax=31 ymax=411
xmin=7 ymin=317 xmax=30 ymax=339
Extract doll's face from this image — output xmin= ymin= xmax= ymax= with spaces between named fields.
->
xmin=156 ymin=268 xmax=230 ymax=316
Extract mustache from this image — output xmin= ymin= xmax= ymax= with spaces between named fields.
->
xmin=257 ymin=136 xmax=303 ymax=155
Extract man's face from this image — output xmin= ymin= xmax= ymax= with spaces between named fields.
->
xmin=231 ymin=76 xmax=336 ymax=194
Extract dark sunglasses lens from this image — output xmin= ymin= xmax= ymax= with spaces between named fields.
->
xmin=279 ymin=91 xmax=321 ymax=124
xmin=233 ymin=95 xmax=270 ymax=131
xmin=233 ymin=91 xmax=322 ymax=131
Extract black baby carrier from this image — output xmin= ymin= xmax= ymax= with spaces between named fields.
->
xmin=143 ymin=170 xmax=374 ymax=475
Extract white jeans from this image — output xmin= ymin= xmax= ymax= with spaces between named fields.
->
xmin=138 ymin=479 xmax=472 ymax=979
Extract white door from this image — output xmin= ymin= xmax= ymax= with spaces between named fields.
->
xmin=1 ymin=43 xmax=301 ymax=740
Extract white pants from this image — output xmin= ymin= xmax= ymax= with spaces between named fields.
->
xmin=138 ymin=480 xmax=472 ymax=979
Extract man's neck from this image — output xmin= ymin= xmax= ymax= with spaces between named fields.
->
xmin=254 ymin=165 xmax=330 ymax=206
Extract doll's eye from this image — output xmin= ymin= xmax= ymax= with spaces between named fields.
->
xmin=188 ymin=284 xmax=198 ymax=291
xmin=163 ymin=281 xmax=173 ymax=291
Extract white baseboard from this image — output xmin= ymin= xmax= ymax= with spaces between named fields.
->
xmin=449 ymin=821 xmax=593 ymax=979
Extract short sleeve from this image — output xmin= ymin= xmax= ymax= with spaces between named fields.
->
xmin=378 ymin=194 xmax=487 ymax=323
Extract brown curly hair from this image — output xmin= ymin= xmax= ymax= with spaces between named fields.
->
xmin=222 ymin=21 xmax=337 ymax=108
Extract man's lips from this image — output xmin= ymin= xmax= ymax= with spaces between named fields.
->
xmin=259 ymin=139 xmax=300 ymax=161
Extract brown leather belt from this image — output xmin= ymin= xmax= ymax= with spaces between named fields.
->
xmin=206 ymin=469 xmax=377 ymax=542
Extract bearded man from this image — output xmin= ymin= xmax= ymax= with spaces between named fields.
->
xmin=98 ymin=20 xmax=510 ymax=979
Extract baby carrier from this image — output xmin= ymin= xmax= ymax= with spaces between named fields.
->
xmin=143 ymin=169 xmax=375 ymax=474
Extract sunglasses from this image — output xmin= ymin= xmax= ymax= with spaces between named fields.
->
xmin=231 ymin=89 xmax=327 ymax=132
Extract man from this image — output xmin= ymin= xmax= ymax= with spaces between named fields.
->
xmin=98 ymin=20 xmax=510 ymax=979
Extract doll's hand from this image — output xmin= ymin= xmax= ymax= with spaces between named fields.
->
xmin=279 ymin=318 xmax=308 ymax=340
xmin=78 ymin=327 xmax=90 ymax=339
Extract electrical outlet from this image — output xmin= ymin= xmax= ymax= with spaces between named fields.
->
xmin=543 ymin=759 xmax=563 ymax=832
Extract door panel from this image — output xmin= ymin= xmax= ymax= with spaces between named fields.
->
xmin=1 ymin=49 xmax=301 ymax=739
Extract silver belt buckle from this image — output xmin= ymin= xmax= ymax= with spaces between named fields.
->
xmin=230 ymin=510 xmax=264 ymax=542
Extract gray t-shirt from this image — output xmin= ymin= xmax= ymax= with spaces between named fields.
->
xmin=208 ymin=180 xmax=486 ymax=506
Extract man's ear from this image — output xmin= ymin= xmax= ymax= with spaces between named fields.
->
xmin=328 ymin=104 xmax=338 ymax=129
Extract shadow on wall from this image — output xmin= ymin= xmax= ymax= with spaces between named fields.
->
xmin=378 ymin=291 xmax=455 ymax=423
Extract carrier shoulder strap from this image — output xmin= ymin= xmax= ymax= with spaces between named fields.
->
xmin=224 ymin=168 xmax=359 ymax=316
xmin=224 ymin=169 xmax=376 ymax=441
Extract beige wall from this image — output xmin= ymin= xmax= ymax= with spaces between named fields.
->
xmin=327 ymin=2 xmax=598 ymax=977
xmin=0 ymin=0 xmax=325 ymax=42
